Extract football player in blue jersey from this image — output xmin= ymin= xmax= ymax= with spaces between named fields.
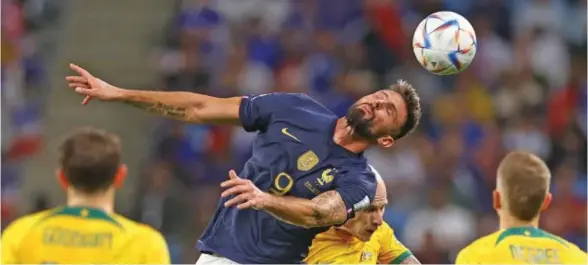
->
xmin=66 ymin=63 xmax=422 ymax=264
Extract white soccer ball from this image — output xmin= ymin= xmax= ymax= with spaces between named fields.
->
xmin=412 ymin=11 xmax=477 ymax=75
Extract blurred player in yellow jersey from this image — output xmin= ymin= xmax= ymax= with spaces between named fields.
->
xmin=456 ymin=151 xmax=587 ymax=264
xmin=1 ymin=127 xmax=170 ymax=264
xmin=305 ymin=166 xmax=420 ymax=264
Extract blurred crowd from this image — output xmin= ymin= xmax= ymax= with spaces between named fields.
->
xmin=136 ymin=0 xmax=587 ymax=262
xmin=1 ymin=0 xmax=585 ymax=264
xmin=1 ymin=0 xmax=65 ymax=228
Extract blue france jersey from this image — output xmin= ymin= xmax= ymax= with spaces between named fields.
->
xmin=197 ymin=93 xmax=378 ymax=264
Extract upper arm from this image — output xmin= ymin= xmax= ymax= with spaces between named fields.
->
xmin=334 ymin=169 xmax=377 ymax=221
xmin=455 ymin=246 xmax=473 ymax=264
xmin=310 ymin=190 xmax=348 ymax=226
xmin=140 ymin=229 xmax=171 ymax=264
xmin=193 ymin=96 xmax=242 ymax=125
xmin=309 ymin=170 xmax=377 ymax=226
xmin=1 ymin=225 xmax=19 ymax=264
xmin=1 ymin=218 xmax=31 ymax=264
xmin=239 ymin=93 xmax=306 ymax=132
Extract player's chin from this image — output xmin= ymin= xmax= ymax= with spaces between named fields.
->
xmin=359 ymin=229 xmax=376 ymax=241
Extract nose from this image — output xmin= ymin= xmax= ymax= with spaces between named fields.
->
xmin=371 ymin=100 xmax=382 ymax=109
xmin=372 ymin=211 xmax=384 ymax=226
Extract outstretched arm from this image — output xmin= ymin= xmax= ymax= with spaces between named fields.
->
xmin=116 ymin=89 xmax=242 ymax=124
xmin=66 ymin=63 xmax=241 ymax=124
xmin=220 ymin=170 xmax=348 ymax=228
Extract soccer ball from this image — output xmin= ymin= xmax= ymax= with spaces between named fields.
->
xmin=412 ymin=11 xmax=477 ymax=75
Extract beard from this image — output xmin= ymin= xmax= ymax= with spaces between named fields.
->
xmin=345 ymin=104 xmax=378 ymax=140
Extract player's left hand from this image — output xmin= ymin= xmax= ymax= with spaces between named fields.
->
xmin=221 ymin=170 xmax=269 ymax=210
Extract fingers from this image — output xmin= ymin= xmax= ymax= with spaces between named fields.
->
xmin=68 ymin=82 xmax=89 ymax=89
xmin=224 ymin=193 xmax=252 ymax=208
xmin=66 ymin=76 xmax=87 ymax=83
xmin=228 ymin=170 xmax=239 ymax=180
xmin=220 ymin=178 xmax=246 ymax=188
xmin=237 ymin=200 xmax=256 ymax=210
xmin=82 ymin=95 xmax=92 ymax=105
xmin=221 ymin=184 xmax=250 ymax=198
xmin=69 ymin=63 xmax=93 ymax=78
xmin=74 ymin=87 xmax=95 ymax=95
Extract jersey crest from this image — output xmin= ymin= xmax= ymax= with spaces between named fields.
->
xmin=297 ymin=150 xmax=319 ymax=171
xmin=360 ymin=251 xmax=373 ymax=262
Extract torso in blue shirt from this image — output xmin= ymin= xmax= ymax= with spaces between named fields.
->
xmin=197 ymin=93 xmax=378 ymax=264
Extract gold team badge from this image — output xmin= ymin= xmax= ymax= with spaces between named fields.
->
xmin=297 ymin=150 xmax=319 ymax=171
xmin=360 ymin=251 xmax=373 ymax=262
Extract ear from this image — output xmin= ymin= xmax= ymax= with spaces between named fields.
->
xmin=492 ymin=190 xmax=501 ymax=211
xmin=540 ymin=192 xmax=552 ymax=212
xmin=57 ymin=169 xmax=69 ymax=190
xmin=113 ymin=164 xmax=128 ymax=189
xmin=377 ymin=136 xmax=395 ymax=148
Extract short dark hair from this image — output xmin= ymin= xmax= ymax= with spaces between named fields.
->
xmin=498 ymin=151 xmax=551 ymax=221
xmin=59 ymin=127 xmax=122 ymax=194
xmin=389 ymin=80 xmax=422 ymax=140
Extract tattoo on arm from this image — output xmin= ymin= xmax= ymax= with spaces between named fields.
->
xmin=124 ymin=101 xmax=187 ymax=119
xmin=310 ymin=190 xmax=347 ymax=226
xmin=400 ymin=255 xmax=421 ymax=264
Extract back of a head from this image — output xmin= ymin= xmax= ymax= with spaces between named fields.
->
xmin=59 ymin=127 xmax=122 ymax=194
xmin=497 ymin=151 xmax=551 ymax=221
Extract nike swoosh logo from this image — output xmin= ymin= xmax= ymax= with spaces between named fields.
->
xmin=281 ymin=128 xmax=300 ymax=142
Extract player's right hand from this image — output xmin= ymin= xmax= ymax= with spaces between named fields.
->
xmin=66 ymin=63 xmax=123 ymax=105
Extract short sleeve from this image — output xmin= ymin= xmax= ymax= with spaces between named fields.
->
xmin=334 ymin=168 xmax=377 ymax=221
xmin=455 ymin=246 xmax=473 ymax=264
xmin=140 ymin=228 xmax=171 ymax=264
xmin=239 ymin=93 xmax=301 ymax=132
xmin=377 ymin=223 xmax=413 ymax=264
xmin=1 ymin=216 xmax=36 ymax=264
xmin=1 ymin=221 xmax=20 ymax=264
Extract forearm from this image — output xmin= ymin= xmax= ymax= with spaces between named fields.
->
xmin=115 ymin=88 xmax=241 ymax=123
xmin=261 ymin=191 xmax=346 ymax=228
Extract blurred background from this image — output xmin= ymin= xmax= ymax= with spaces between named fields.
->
xmin=2 ymin=0 xmax=586 ymax=263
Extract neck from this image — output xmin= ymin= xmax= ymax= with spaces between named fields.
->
xmin=499 ymin=213 xmax=539 ymax=230
xmin=333 ymin=225 xmax=355 ymax=240
xmin=333 ymin=118 xmax=370 ymax=153
xmin=66 ymin=188 xmax=115 ymax=214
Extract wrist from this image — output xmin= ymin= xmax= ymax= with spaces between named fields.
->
xmin=112 ymin=87 xmax=128 ymax=101
xmin=257 ymin=192 xmax=276 ymax=210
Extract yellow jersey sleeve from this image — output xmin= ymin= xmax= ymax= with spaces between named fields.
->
xmin=377 ymin=223 xmax=412 ymax=264
xmin=137 ymin=225 xmax=170 ymax=264
xmin=1 ymin=221 xmax=21 ymax=264
xmin=455 ymin=246 xmax=474 ymax=264
xmin=1 ymin=214 xmax=39 ymax=264
xmin=569 ymin=245 xmax=588 ymax=264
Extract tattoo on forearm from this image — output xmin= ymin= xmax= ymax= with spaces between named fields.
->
xmin=400 ymin=255 xmax=421 ymax=264
xmin=124 ymin=101 xmax=187 ymax=118
xmin=310 ymin=191 xmax=346 ymax=226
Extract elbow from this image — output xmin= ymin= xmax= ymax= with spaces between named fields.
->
xmin=183 ymin=107 xmax=204 ymax=123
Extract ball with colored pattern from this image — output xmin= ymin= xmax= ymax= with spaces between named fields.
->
xmin=412 ymin=11 xmax=477 ymax=75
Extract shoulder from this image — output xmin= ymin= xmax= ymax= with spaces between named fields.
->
xmin=377 ymin=222 xmax=406 ymax=250
xmin=378 ymin=222 xmax=394 ymax=236
xmin=117 ymin=217 xmax=167 ymax=248
xmin=247 ymin=93 xmax=333 ymax=114
xmin=243 ymin=93 xmax=314 ymax=106
xmin=3 ymin=210 xmax=52 ymax=234
xmin=337 ymin=164 xmax=378 ymax=187
xmin=137 ymin=224 xmax=167 ymax=242
xmin=375 ymin=222 xmax=395 ymax=245
xmin=456 ymin=232 xmax=498 ymax=262
xmin=112 ymin=214 xmax=164 ymax=239
xmin=1 ymin=209 xmax=53 ymax=247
